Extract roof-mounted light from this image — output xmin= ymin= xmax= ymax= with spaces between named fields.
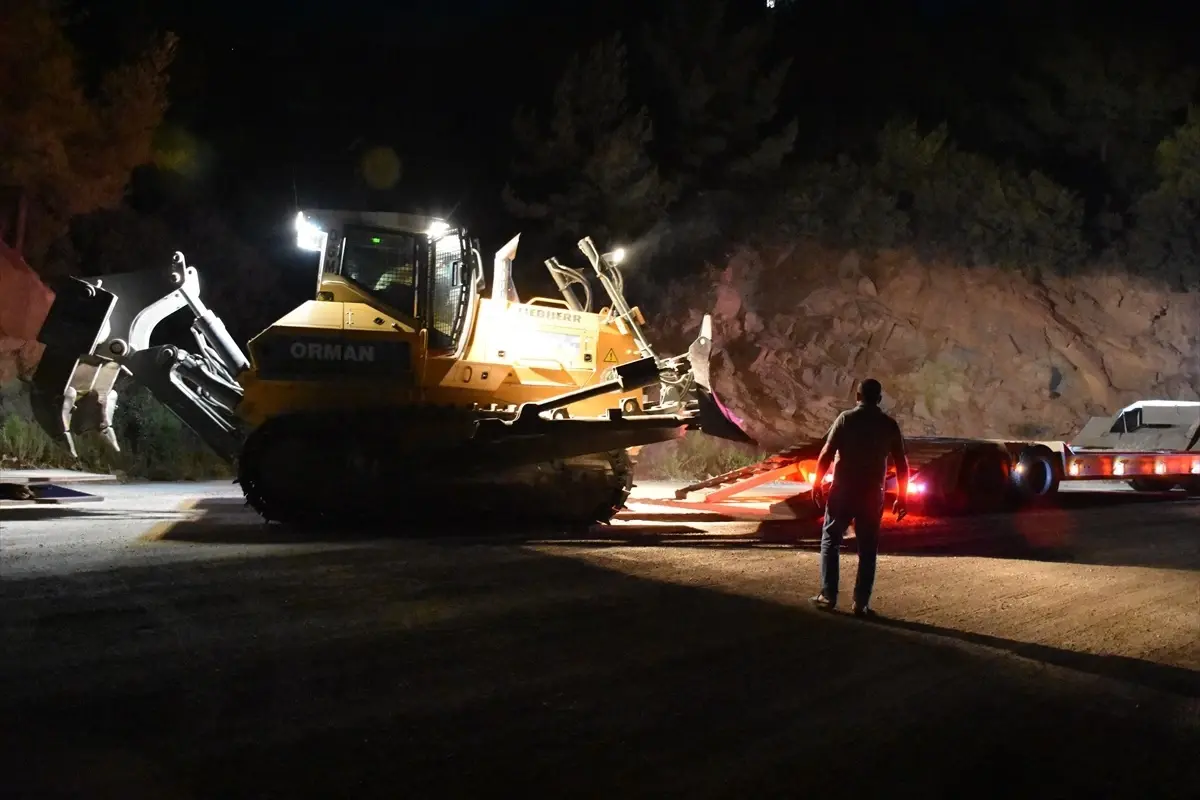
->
xmin=295 ymin=212 xmax=327 ymax=252
xmin=605 ymin=247 xmax=626 ymax=265
xmin=427 ymin=219 xmax=450 ymax=239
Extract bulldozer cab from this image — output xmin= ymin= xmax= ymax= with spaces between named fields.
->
xmin=296 ymin=210 xmax=480 ymax=353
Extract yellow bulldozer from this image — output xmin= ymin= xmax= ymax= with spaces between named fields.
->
xmin=28 ymin=209 xmax=753 ymax=527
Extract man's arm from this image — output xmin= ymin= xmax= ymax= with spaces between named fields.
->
xmin=890 ymin=419 xmax=909 ymax=499
xmin=813 ymin=416 xmax=843 ymax=487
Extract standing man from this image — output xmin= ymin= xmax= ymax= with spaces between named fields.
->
xmin=809 ymin=378 xmax=909 ymax=617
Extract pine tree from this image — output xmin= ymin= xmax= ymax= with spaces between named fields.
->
xmin=1010 ymin=33 xmax=1198 ymax=201
xmin=1128 ymin=107 xmax=1200 ymax=289
xmin=0 ymin=0 xmax=177 ymax=266
xmin=502 ymin=33 xmax=674 ymax=246
xmin=638 ymin=0 xmax=796 ymax=195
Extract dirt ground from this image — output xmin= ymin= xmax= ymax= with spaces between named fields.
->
xmin=1 ymin=485 xmax=1197 ymax=798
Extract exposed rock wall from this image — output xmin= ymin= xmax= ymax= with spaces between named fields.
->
xmin=0 ymin=243 xmax=52 ymax=384
xmin=654 ymin=243 xmax=1200 ymax=450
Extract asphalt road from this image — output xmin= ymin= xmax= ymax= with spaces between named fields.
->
xmin=2 ymin=480 xmax=1198 ymax=798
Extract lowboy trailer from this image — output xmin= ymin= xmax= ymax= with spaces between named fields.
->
xmin=638 ymin=400 xmax=1200 ymax=520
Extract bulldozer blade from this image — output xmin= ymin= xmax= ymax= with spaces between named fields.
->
xmin=687 ymin=314 xmax=756 ymax=445
xmin=28 ymin=276 xmax=124 ymax=457
xmin=694 ymin=386 xmax=754 ymax=445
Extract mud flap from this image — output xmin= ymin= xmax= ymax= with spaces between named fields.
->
xmin=687 ymin=314 xmax=756 ymax=445
xmin=28 ymin=277 xmax=123 ymax=457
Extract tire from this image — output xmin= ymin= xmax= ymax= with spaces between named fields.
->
xmin=1010 ymin=445 xmax=1061 ymax=506
xmin=958 ymin=446 xmax=1012 ymax=513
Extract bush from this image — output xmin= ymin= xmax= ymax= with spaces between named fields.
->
xmin=782 ymin=156 xmax=910 ymax=250
xmin=0 ymin=380 xmax=231 ymax=481
xmin=634 ymin=431 xmax=767 ymax=481
xmin=1126 ymin=108 xmax=1200 ymax=290
xmin=876 ymin=122 xmax=1087 ymax=274
xmin=1 ymin=413 xmax=71 ymax=469
xmin=778 ymin=119 xmax=1088 ymax=276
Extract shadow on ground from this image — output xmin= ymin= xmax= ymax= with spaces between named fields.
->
xmin=862 ymin=614 xmax=1200 ymax=698
xmin=1 ymin=537 xmax=1196 ymax=799
xmin=149 ymin=490 xmax=1200 ymax=572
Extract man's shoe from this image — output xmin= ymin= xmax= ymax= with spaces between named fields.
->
xmin=852 ymin=603 xmax=877 ymax=618
xmin=809 ymin=594 xmax=836 ymax=611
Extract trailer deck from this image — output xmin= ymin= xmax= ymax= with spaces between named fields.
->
xmin=637 ymin=400 xmax=1200 ymax=521
xmin=636 ymin=437 xmax=1008 ymax=520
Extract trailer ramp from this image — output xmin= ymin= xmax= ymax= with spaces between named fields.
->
xmin=638 ymin=437 xmax=996 ymax=521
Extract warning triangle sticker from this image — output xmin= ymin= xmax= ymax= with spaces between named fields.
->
xmin=603 ymin=348 xmax=618 ymax=363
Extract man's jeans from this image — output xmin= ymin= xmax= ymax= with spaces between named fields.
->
xmin=820 ymin=485 xmax=885 ymax=607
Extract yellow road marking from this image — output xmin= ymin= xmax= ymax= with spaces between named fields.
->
xmin=136 ymin=497 xmax=202 ymax=543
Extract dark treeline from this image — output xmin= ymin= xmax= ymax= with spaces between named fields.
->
xmin=503 ymin=0 xmax=1200 ymax=290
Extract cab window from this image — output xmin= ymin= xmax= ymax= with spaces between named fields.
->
xmin=339 ymin=227 xmax=425 ymax=318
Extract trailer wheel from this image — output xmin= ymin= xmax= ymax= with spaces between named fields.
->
xmin=1010 ymin=445 xmax=1060 ymax=505
xmin=958 ymin=446 xmax=1011 ymax=513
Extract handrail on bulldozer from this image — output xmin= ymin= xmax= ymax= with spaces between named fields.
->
xmin=525 ymin=297 xmax=573 ymax=309
xmin=577 ymin=237 xmax=655 ymax=361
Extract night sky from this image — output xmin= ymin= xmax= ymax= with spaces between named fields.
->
xmin=74 ymin=2 xmax=971 ymax=231
xmin=75 ymin=0 xmax=652 ymax=242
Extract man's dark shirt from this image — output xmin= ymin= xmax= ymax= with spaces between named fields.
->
xmin=821 ymin=402 xmax=908 ymax=495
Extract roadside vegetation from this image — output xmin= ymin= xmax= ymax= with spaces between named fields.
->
xmin=633 ymin=432 xmax=768 ymax=481
xmin=0 ymin=381 xmax=231 ymax=481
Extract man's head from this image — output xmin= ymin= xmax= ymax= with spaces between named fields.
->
xmin=857 ymin=378 xmax=883 ymax=406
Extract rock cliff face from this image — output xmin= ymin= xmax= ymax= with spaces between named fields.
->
xmin=0 ymin=243 xmax=52 ymax=385
xmin=653 ymin=243 xmax=1200 ymax=450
